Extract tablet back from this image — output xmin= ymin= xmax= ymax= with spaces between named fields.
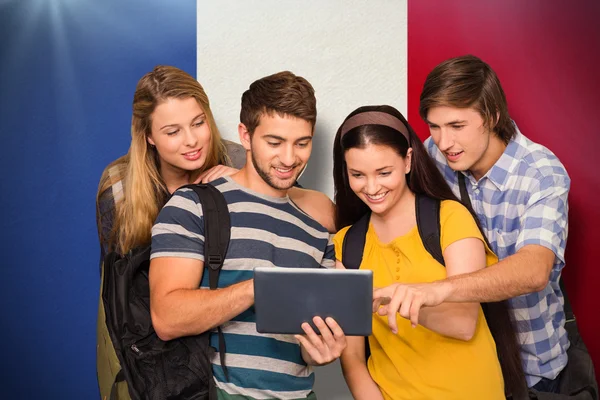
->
xmin=254 ymin=267 xmax=373 ymax=336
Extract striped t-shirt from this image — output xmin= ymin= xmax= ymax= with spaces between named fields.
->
xmin=150 ymin=176 xmax=335 ymax=399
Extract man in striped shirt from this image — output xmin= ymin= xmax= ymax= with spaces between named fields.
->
xmin=148 ymin=71 xmax=346 ymax=399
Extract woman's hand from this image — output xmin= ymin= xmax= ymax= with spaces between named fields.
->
xmin=195 ymin=165 xmax=238 ymax=184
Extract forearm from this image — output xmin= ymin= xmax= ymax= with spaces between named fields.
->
xmin=152 ymin=279 xmax=254 ymax=340
xmin=417 ymin=303 xmax=479 ymax=341
xmin=341 ymin=355 xmax=384 ymax=400
xmin=443 ymin=247 xmax=552 ymax=303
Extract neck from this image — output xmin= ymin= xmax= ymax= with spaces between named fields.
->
xmin=159 ymin=161 xmax=192 ymax=194
xmin=470 ymin=133 xmax=507 ymax=181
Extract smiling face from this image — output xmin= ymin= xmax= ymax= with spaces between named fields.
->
xmin=345 ymin=143 xmax=412 ymax=216
xmin=146 ymin=97 xmax=212 ymax=175
xmin=240 ymin=113 xmax=313 ymax=196
xmin=426 ymin=106 xmax=506 ymax=179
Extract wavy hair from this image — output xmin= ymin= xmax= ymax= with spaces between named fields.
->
xmin=96 ymin=65 xmax=228 ymax=253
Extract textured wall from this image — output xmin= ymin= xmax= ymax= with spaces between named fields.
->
xmin=197 ymin=0 xmax=408 ymax=199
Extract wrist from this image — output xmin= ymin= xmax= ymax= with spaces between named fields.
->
xmin=438 ymin=279 xmax=456 ymax=302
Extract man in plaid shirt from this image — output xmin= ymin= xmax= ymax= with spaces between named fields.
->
xmin=385 ymin=55 xmax=570 ymax=392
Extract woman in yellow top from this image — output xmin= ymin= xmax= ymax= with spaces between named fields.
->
xmin=331 ymin=105 xmax=525 ymax=400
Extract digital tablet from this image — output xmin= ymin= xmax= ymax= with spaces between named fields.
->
xmin=254 ymin=267 xmax=373 ymax=336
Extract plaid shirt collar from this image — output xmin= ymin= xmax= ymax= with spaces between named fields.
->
xmin=463 ymin=128 xmax=527 ymax=191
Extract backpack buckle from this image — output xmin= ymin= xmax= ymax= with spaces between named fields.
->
xmin=207 ymin=254 xmax=222 ymax=270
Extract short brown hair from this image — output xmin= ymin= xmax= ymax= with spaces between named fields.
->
xmin=419 ymin=55 xmax=516 ymax=144
xmin=240 ymin=71 xmax=317 ymax=134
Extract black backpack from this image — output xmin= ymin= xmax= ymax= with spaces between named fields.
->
xmin=100 ymin=183 xmax=230 ymax=400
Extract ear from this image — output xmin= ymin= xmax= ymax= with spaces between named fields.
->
xmin=405 ymin=148 xmax=413 ymax=174
xmin=238 ymin=123 xmax=251 ymax=151
xmin=147 ymin=135 xmax=155 ymax=146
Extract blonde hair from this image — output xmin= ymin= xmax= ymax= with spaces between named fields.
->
xmin=97 ymin=65 xmax=227 ymax=253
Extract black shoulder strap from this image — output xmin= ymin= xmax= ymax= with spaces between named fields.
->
xmin=416 ymin=194 xmax=445 ymax=267
xmin=341 ymin=212 xmax=371 ymax=269
xmin=183 ymin=183 xmax=231 ymax=381
xmin=185 ymin=184 xmax=231 ymax=290
xmin=457 ymin=173 xmax=473 ymax=209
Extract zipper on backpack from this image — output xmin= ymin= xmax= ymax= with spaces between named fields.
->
xmin=131 ymin=344 xmax=143 ymax=355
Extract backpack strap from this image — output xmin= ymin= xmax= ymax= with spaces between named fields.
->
xmin=342 ymin=212 xmax=371 ymax=270
xmin=457 ymin=173 xmax=473 ymax=209
xmin=416 ymin=194 xmax=445 ymax=267
xmin=187 ymin=184 xmax=231 ymax=290
xmin=184 ymin=183 xmax=231 ymax=381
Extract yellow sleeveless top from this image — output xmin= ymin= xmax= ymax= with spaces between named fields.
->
xmin=333 ymin=200 xmax=505 ymax=400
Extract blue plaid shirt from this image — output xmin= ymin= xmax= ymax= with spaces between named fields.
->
xmin=425 ymin=125 xmax=570 ymax=387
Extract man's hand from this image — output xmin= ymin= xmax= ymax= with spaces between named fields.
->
xmin=195 ymin=165 xmax=238 ymax=184
xmin=295 ymin=317 xmax=347 ymax=365
xmin=372 ymin=281 xmax=452 ymax=333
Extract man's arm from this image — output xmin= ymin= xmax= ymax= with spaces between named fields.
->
xmin=444 ymin=173 xmax=568 ymax=302
xmin=149 ymin=257 xmax=254 ymax=341
xmin=443 ymin=244 xmax=555 ymax=302
xmin=376 ymin=173 xmax=568 ymax=322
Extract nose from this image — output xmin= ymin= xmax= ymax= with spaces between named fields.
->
xmin=183 ymin=127 xmax=198 ymax=148
xmin=279 ymin=144 xmax=296 ymax=166
xmin=437 ymin=128 xmax=454 ymax=152
xmin=365 ymin=177 xmax=380 ymax=195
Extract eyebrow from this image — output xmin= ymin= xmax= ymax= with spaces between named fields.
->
xmin=159 ymin=113 xmax=205 ymax=130
xmin=348 ymin=166 xmax=392 ymax=173
xmin=425 ymin=119 xmax=468 ymax=126
xmin=264 ymin=134 xmax=313 ymax=143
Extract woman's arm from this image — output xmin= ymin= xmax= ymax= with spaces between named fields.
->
xmin=340 ymin=336 xmax=384 ymax=400
xmin=373 ymin=237 xmax=485 ymax=340
xmin=289 ymin=187 xmax=336 ymax=233
xmin=334 ymin=260 xmax=383 ymax=399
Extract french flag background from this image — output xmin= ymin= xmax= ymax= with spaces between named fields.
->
xmin=0 ymin=0 xmax=598 ymax=398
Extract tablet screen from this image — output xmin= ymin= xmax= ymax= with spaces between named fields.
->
xmin=254 ymin=267 xmax=373 ymax=336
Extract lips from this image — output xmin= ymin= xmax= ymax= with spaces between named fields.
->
xmin=183 ymin=149 xmax=202 ymax=161
xmin=364 ymin=191 xmax=389 ymax=204
xmin=445 ymin=150 xmax=463 ymax=162
xmin=273 ymin=166 xmax=295 ymax=179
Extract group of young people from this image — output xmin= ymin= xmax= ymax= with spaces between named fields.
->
xmin=96 ymin=55 xmax=573 ymax=399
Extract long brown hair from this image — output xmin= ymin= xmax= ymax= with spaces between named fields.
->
xmin=96 ymin=65 xmax=228 ymax=254
xmin=333 ymin=105 xmax=527 ymax=398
